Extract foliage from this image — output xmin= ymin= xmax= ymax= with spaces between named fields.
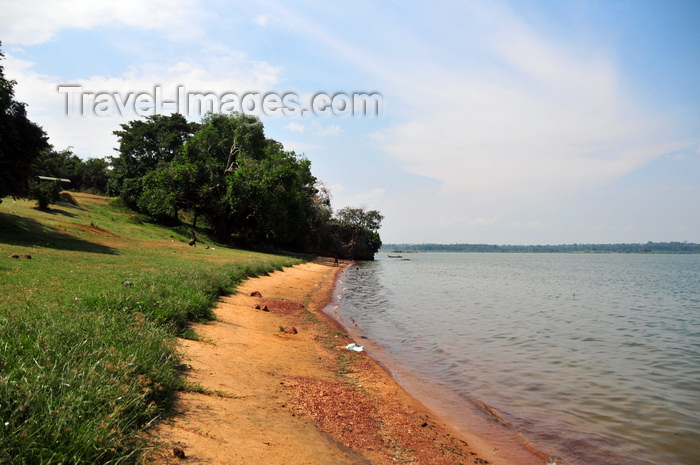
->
xmin=75 ymin=156 xmax=110 ymax=193
xmin=108 ymin=113 xmax=198 ymax=206
xmin=328 ymin=206 xmax=384 ymax=259
xmin=335 ymin=206 xmax=383 ymax=232
xmin=108 ymin=112 xmax=384 ymax=258
xmin=29 ymin=179 xmax=62 ymax=210
xmin=226 ymin=141 xmax=319 ymax=248
xmin=31 ymin=148 xmax=81 ymax=181
xmin=364 ymin=229 xmax=383 ymax=256
xmin=185 ymin=112 xmax=266 ymax=166
xmin=0 ymin=42 xmax=50 ymax=201
xmin=180 ymin=112 xmax=267 ymax=239
xmin=137 ymin=164 xmax=183 ymax=223
xmin=32 ymin=147 xmax=110 ymax=194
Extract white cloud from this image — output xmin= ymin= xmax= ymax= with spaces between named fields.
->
xmin=328 ymin=183 xmax=345 ymax=196
xmin=470 ymin=216 xmax=499 ymax=227
xmin=273 ymin=140 xmax=323 ymax=154
xmin=4 ymin=48 xmax=282 ymax=157
xmin=0 ymin=0 xmax=287 ymax=158
xmin=314 ymin=125 xmax=341 ymax=137
xmin=252 ymin=15 xmax=269 ymax=27
xmin=348 ymin=188 xmax=385 ymax=207
xmin=378 ymin=4 xmax=683 ymax=209
xmin=309 ymin=120 xmax=342 ymax=137
xmin=285 ymin=121 xmax=305 ymax=133
xmin=0 ymin=0 xmax=206 ymax=45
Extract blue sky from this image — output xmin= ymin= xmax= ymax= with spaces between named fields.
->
xmin=2 ymin=0 xmax=698 ymax=244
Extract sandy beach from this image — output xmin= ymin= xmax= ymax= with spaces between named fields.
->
xmin=147 ymin=258 xmax=538 ymax=464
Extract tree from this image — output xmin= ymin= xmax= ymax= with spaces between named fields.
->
xmin=181 ymin=114 xmax=323 ymax=246
xmin=108 ymin=113 xmax=198 ymax=206
xmin=31 ymin=147 xmax=111 ymax=194
xmin=333 ymin=206 xmax=384 ymax=259
xmin=124 ymin=112 xmax=327 ymax=249
xmin=137 ymin=161 xmax=201 ymax=225
xmin=310 ymin=181 xmax=333 ymax=224
xmin=75 ymin=157 xmax=110 ymax=193
xmin=0 ymin=42 xmax=50 ymax=201
xmin=29 ymin=179 xmax=61 ymax=210
xmin=335 ymin=206 xmax=384 ymax=232
xmin=227 ymin=141 xmax=319 ymax=248
xmin=181 ymin=113 xmax=267 ymax=241
xmin=31 ymin=147 xmax=80 ymax=181
xmin=185 ymin=112 xmax=266 ymax=167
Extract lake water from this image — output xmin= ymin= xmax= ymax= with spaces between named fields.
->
xmin=327 ymin=253 xmax=700 ymax=465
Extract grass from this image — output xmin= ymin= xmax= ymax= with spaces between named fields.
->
xmin=182 ymin=382 xmax=243 ymax=399
xmin=0 ymin=193 xmax=303 ymax=464
xmin=316 ymin=330 xmax=367 ymax=383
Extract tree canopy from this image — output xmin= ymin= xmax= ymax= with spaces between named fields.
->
xmin=108 ymin=113 xmax=199 ymax=207
xmin=335 ymin=206 xmax=383 ymax=232
xmin=0 ymin=42 xmax=50 ymax=201
xmin=332 ymin=206 xmax=383 ymax=259
xmin=31 ymin=147 xmax=110 ymax=193
xmin=109 ymin=112 xmax=383 ymax=258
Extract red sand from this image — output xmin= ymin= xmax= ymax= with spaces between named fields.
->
xmin=147 ymin=259 xmax=544 ymax=464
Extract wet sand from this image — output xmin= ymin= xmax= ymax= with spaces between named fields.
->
xmin=148 ymin=259 xmax=543 ymax=464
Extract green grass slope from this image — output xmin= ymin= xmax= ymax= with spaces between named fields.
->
xmin=0 ymin=193 xmax=303 ymax=464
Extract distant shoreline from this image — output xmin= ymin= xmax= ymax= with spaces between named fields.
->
xmin=382 ymin=241 xmax=700 ymax=254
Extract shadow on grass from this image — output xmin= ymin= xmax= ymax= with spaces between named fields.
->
xmin=0 ymin=212 xmax=117 ymax=255
xmin=36 ymin=207 xmax=79 ymax=218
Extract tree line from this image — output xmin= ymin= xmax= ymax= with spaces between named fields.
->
xmin=1 ymin=43 xmax=111 ymax=203
xmin=0 ymin=43 xmax=382 ymax=259
xmin=107 ymin=112 xmax=382 ymax=258
xmin=383 ymin=242 xmax=700 ymax=254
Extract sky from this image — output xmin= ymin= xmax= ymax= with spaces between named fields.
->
xmin=1 ymin=0 xmax=698 ymax=245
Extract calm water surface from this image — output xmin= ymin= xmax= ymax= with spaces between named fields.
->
xmin=329 ymin=253 xmax=700 ymax=465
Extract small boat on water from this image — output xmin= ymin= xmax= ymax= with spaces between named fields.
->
xmin=387 ymin=255 xmax=403 ymax=258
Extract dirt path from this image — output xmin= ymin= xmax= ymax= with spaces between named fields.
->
xmin=147 ymin=259 xmax=520 ymax=464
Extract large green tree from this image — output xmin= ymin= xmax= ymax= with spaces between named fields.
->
xmin=180 ymin=112 xmax=267 ymax=239
xmin=0 ymin=42 xmax=50 ymax=201
xmin=108 ymin=113 xmax=198 ymax=206
xmin=333 ymin=206 xmax=384 ymax=259
xmin=179 ymin=113 xmax=325 ymax=247
xmin=227 ymin=140 xmax=319 ymax=247
xmin=137 ymin=161 xmax=203 ymax=225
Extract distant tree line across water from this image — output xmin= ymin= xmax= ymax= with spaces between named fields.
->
xmin=382 ymin=242 xmax=700 ymax=254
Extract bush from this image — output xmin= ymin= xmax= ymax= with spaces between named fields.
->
xmin=30 ymin=180 xmax=62 ymax=210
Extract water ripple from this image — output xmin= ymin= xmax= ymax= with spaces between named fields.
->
xmin=337 ymin=253 xmax=700 ymax=465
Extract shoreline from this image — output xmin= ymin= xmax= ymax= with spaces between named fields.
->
xmin=148 ymin=259 xmax=541 ymax=464
xmin=325 ymin=264 xmax=550 ymax=465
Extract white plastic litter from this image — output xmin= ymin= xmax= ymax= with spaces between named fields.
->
xmin=345 ymin=343 xmax=364 ymax=352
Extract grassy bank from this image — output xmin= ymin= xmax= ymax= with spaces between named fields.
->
xmin=0 ymin=193 xmax=303 ymax=464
